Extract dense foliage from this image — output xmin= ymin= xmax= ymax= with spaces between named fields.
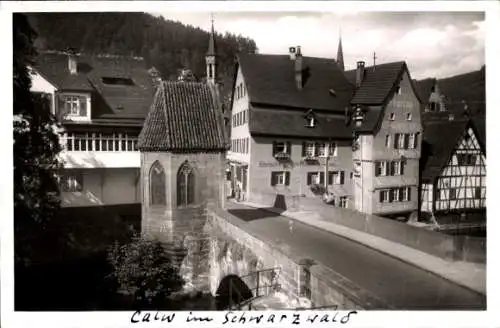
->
xmin=13 ymin=13 xmax=63 ymax=267
xmin=26 ymin=12 xmax=258 ymax=98
xmin=107 ymin=235 xmax=185 ymax=306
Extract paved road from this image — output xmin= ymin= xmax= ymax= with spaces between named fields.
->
xmin=226 ymin=202 xmax=486 ymax=310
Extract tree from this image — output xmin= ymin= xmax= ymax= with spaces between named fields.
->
xmin=13 ymin=13 xmax=63 ymax=267
xmin=107 ymin=235 xmax=185 ymax=307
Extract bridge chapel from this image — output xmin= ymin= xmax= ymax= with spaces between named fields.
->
xmin=137 ymin=23 xmax=227 ymax=244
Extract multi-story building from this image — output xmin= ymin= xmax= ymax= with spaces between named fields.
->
xmin=227 ymin=43 xmax=423 ymax=217
xmin=29 ymin=50 xmax=156 ymax=206
xmin=345 ymin=61 xmax=423 ymax=217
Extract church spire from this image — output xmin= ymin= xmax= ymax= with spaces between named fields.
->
xmin=336 ymin=28 xmax=344 ymax=71
xmin=206 ymin=14 xmax=217 ymax=84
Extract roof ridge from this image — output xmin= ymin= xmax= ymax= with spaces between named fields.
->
xmin=159 ymin=82 xmax=171 ymax=148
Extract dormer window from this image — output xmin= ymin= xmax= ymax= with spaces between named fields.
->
xmin=406 ymin=113 xmax=412 ymax=121
xmin=307 ymin=116 xmax=316 ymax=128
xmin=63 ymin=95 xmax=87 ymax=117
xmin=396 ymin=86 xmax=401 ymax=95
xmin=304 ymin=109 xmax=316 ymax=128
xmin=102 ymin=77 xmax=135 ymax=86
xmin=389 ymin=113 xmax=395 ymax=121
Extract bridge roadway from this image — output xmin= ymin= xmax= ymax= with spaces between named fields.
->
xmin=226 ymin=202 xmax=486 ymax=310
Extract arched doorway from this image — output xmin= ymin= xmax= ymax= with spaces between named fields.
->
xmin=215 ymin=275 xmax=253 ymax=310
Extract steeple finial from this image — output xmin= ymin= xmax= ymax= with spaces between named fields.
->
xmin=336 ymin=27 xmax=344 ymax=71
xmin=206 ymin=13 xmax=217 ymax=84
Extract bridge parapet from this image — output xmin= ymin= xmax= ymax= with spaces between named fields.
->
xmin=206 ymin=206 xmax=390 ymax=310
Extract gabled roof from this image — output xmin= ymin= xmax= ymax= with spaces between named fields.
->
xmin=413 ymin=78 xmax=437 ymax=104
xmin=345 ymin=61 xmax=421 ymax=105
xmin=249 ymin=108 xmax=352 ymax=139
xmin=420 ymin=119 xmax=477 ymax=183
xmin=138 ymin=81 xmax=227 ymax=152
xmin=237 ymin=53 xmax=354 ymax=112
xmin=33 ymin=51 xmax=155 ymax=120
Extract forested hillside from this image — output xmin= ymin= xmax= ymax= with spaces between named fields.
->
xmin=26 ymin=12 xmax=258 ymax=96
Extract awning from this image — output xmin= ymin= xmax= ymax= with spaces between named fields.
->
xmin=329 ymin=185 xmax=350 ymax=197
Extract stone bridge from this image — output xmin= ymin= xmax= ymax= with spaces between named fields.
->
xmin=151 ymin=205 xmax=388 ymax=310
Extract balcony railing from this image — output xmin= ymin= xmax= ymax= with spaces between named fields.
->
xmin=61 ymin=133 xmax=139 ymax=152
xmin=273 ymin=152 xmax=290 ymax=161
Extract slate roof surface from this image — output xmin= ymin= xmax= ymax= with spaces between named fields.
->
xmin=138 ymin=81 xmax=227 ymax=152
xmin=438 ymin=67 xmax=485 ymax=115
xmin=33 ymin=51 xmax=154 ymax=120
xmin=249 ymin=108 xmax=352 ymax=139
xmin=237 ymin=53 xmax=354 ymax=112
xmin=344 ymin=61 xmax=420 ymax=105
xmin=420 ymin=119 xmax=470 ymax=183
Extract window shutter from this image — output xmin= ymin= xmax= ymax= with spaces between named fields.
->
xmin=286 ymin=142 xmax=292 ymax=155
xmin=271 ymin=172 xmax=277 ymax=186
xmin=340 ymin=171 xmax=345 ymax=185
xmin=79 ymin=96 xmax=87 ymax=116
xmin=407 ymin=187 xmax=411 ymax=201
xmin=272 ymin=142 xmax=277 ymax=156
xmin=389 ymin=161 xmax=394 ymax=176
xmin=400 ymin=161 xmax=405 ymax=175
xmin=375 ymin=162 xmax=381 ymax=177
xmin=404 ymin=134 xmax=409 ymax=149
xmin=302 ymin=142 xmax=306 ymax=157
xmin=57 ymin=94 xmax=66 ymax=117
xmin=328 ymin=172 xmax=333 ymax=185
xmin=394 ymin=134 xmax=399 ymax=149
xmin=314 ymin=142 xmax=320 ymax=157
xmin=307 ymin=172 xmax=312 ymax=185
xmin=319 ymin=172 xmax=325 ymax=185
xmin=388 ymin=189 xmax=394 ymax=202
xmin=379 ymin=190 xmax=384 ymax=203
xmin=414 ymin=133 xmax=419 ymax=149
xmin=285 ymin=172 xmax=291 ymax=186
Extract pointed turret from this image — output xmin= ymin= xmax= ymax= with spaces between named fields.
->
xmin=336 ymin=32 xmax=344 ymax=71
xmin=206 ymin=16 xmax=217 ymax=84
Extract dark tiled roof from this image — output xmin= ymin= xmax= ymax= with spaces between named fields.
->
xmin=249 ymin=108 xmax=352 ymax=139
xmin=472 ymin=115 xmax=486 ymax=151
xmin=438 ymin=67 xmax=485 ymax=115
xmin=237 ymin=53 xmax=354 ymax=112
xmin=420 ymin=119 xmax=469 ymax=183
xmin=346 ymin=61 xmax=420 ymax=105
xmin=413 ymin=78 xmax=437 ymax=104
xmin=138 ymin=81 xmax=227 ymax=152
xmin=33 ymin=51 xmax=154 ymax=120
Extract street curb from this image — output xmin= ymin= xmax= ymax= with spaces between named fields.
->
xmin=238 ymin=201 xmax=486 ymax=297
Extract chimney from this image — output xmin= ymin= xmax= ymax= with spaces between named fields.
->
xmin=295 ymin=46 xmax=303 ymax=90
xmin=355 ymin=61 xmax=365 ymax=88
xmin=289 ymin=46 xmax=297 ymax=60
xmin=67 ymin=48 xmax=77 ymax=75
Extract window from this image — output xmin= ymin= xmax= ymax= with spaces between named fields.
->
xmin=396 ymin=86 xmax=401 ymax=95
xmin=375 ymin=161 xmax=387 ymax=176
xmin=395 ymin=133 xmax=406 ymax=149
xmin=389 ymin=113 xmax=395 ymax=121
xmin=450 ymin=188 xmax=457 ymax=200
xmin=429 ymin=102 xmax=439 ymax=112
xmin=392 ymin=188 xmax=400 ymax=202
xmin=150 ymin=161 xmax=166 ymax=206
xmin=380 ymin=189 xmax=390 ymax=203
xmin=457 ymin=154 xmax=477 ymax=166
xmin=402 ymin=187 xmax=410 ymax=201
xmin=271 ymin=171 xmax=290 ymax=186
xmin=273 ymin=141 xmax=290 ymax=158
xmin=406 ymin=113 xmax=412 ymax=121
xmin=59 ymin=172 xmax=83 ymax=192
xmin=329 ymin=143 xmax=337 ymax=157
xmin=177 ymin=162 xmax=195 ymax=206
xmin=304 ymin=142 xmax=316 ymax=157
xmin=385 ymin=135 xmax=391 ymax=148
xmin=409 ymin=133 xmax=418 ymax=149
xmin=392 ymin=161 xmax=402 ymax=175
xmin=339 ymin=196 xmax=348 ymax=208
xmin=101 ymin=77 xmax=135 ymax=86
xmin=307 ymin=172 xmax=323 ymax=185
xmin=329 ymin=171 xmax=345 ymax=185
xmin=65 ymin=96 xmax=81 ymax=116
xmin=306 ymin=116 xmax=316 ymax=127
xmin=318 ymin=143 xmax=327 ymax=157
xmin=274 ymin=142 xmax=288 ymax=154
xmin=475 ymin=187 xmax=482 ymax=199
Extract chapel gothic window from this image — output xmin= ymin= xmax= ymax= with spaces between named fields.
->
xmin=177 ymin=162 xmax=195 ymax=206
xmin=150 ymin=161 xmax=166 ymax=206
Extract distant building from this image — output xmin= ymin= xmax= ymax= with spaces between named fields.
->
xmin=227 ymin=41 xmax=423 ymax=217
xmin=29 ymin=50 xmax=155 ymax=206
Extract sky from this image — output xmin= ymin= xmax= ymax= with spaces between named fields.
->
xmin=155 ymin=11 xmax=485 ymax=80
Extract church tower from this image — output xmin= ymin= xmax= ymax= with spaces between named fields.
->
xmin=206 ymin=16 xmax=217 ymax=84
xmin=336 ymin=31 xmax=344 ymax=71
